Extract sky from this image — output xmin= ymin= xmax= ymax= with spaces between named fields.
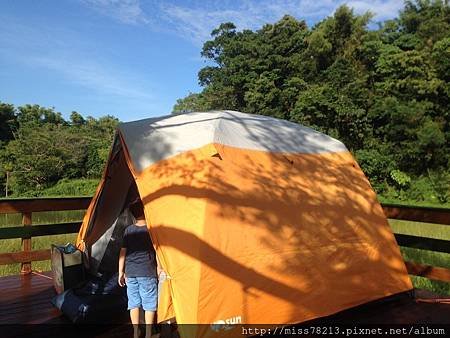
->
xmin=0 ymin=0 xmax=403 ymax=122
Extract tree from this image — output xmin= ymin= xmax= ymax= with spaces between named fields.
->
xmin=1 ymin=103 xmax=119 ymax=195
xmin=172 ymin=92 xmax=212 ymax=113
xmin=16 ymin=104 xmax=66 ymax=126
xmin=70 ymin=111 xmax=86 ymax=126
xmin=0 ymin=102 xmax=17 ymax=143
xmin=5 ymin=124 xmax=88 ymax=193
xmin=173 ymin=1 xmax=450 ymax=196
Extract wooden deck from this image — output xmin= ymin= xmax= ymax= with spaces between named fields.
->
xmin=1 ymin=271 xmax=450 ymax=338
xmin=0 ymin=272 xmax=132 ymax=338
xmin=0 ymin=271 xmax=63 ymax=325
xmin=0 ymin=199 xmax=450 ymax=338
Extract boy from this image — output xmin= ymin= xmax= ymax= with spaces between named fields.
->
xmin=119 ymin=198 xmax=158 ymax=338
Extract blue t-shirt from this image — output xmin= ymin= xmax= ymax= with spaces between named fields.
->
xmin=122 ymin=224 xmax=157 ymax=278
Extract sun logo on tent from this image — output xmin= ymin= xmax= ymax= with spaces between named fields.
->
xmin=211 ymin=316 xmax=242 ymax=331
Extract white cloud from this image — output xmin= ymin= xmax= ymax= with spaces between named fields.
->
xmin=0 ymin=17 xmax=154 ymax=103
xmin=159 ymin=4 xmax=263 ymax=45
xmin=30 ymin=56 xmax=154 ymax=101
xmin=159 ymin=0 xmax=403 ymax=45
xmin=346 ymin=0 xmax=404 ymax=21
xmin=80 ymin=0 xmax=403 ymax=45
xmin=81 ymin=0 xmax=149 ymax=24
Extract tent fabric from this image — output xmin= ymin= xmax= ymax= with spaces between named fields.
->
xmin=77 ymin=147 xmax=135 ymax=274
xmin=118 ymin=110 xmax=348 ymax=172
xmin=76 ymin=110 xmax=412 ymax=335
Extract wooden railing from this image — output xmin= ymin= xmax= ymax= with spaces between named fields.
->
xmin=0 ymin=197 xmax=90 ymax=274
xmin=0 ymin=197 xmax=449 ymax=283
xmin=383 ymin=203 xmax=450 ymax=283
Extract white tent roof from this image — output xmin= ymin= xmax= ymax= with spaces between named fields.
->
xmin=118 ymin=110 xmax=347 ymax=172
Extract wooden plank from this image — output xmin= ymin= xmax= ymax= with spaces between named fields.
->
xmin=21 ymin=212 xmax=32 ymax=274
xmin=0 ymin=249 xmax=50 ymax=265
xmin=0 ymin=197 xmax=91 ymax=214
xmin=0 ymin=222 xmax=82 ymax=240
xmin=395 ymin=233 xmax=450 ymax=254
xmin=405 ymin=261 xmax=450 ymax=283
xmin=382 ymin=203 xmax=450 ymax=225
xmin=0 ymin=272 xmax=66 ymax=325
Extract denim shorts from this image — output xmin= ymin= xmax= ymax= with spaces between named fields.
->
xmin=126 ymin=276 xmax=158 ymax=311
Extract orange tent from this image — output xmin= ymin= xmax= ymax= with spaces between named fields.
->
xmin=76 ymin=110 xmax=412 ymax=336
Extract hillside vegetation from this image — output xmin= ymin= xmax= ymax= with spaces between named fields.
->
xmin=0 ymin=105 xmax=117 ymax=196
xmin=0 ymin=1 xmax=449 ymax=205
xmin=174 ymin=0 xmax=450 ymax=205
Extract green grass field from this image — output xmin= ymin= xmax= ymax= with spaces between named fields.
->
xmin=389 ymin=219 xmax=450 ymax=295
xmin=0 ymin=210 xmax=83 ymax=276
xmin=0 ymin=211 xmax=449 ymax=295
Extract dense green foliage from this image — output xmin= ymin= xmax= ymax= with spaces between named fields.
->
xmin=0 ymin=103 xmax=118 ymax=196
xmin=17 ymin=178 xmax=100 ymax=197
xmin=1 ymin=1 xmax=449 ymax=204
xmin=173 ymin=0 xmax=450 ymax=204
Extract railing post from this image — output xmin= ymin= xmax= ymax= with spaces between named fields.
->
xmin=20 ymin=212 xmax=32 ymax=274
